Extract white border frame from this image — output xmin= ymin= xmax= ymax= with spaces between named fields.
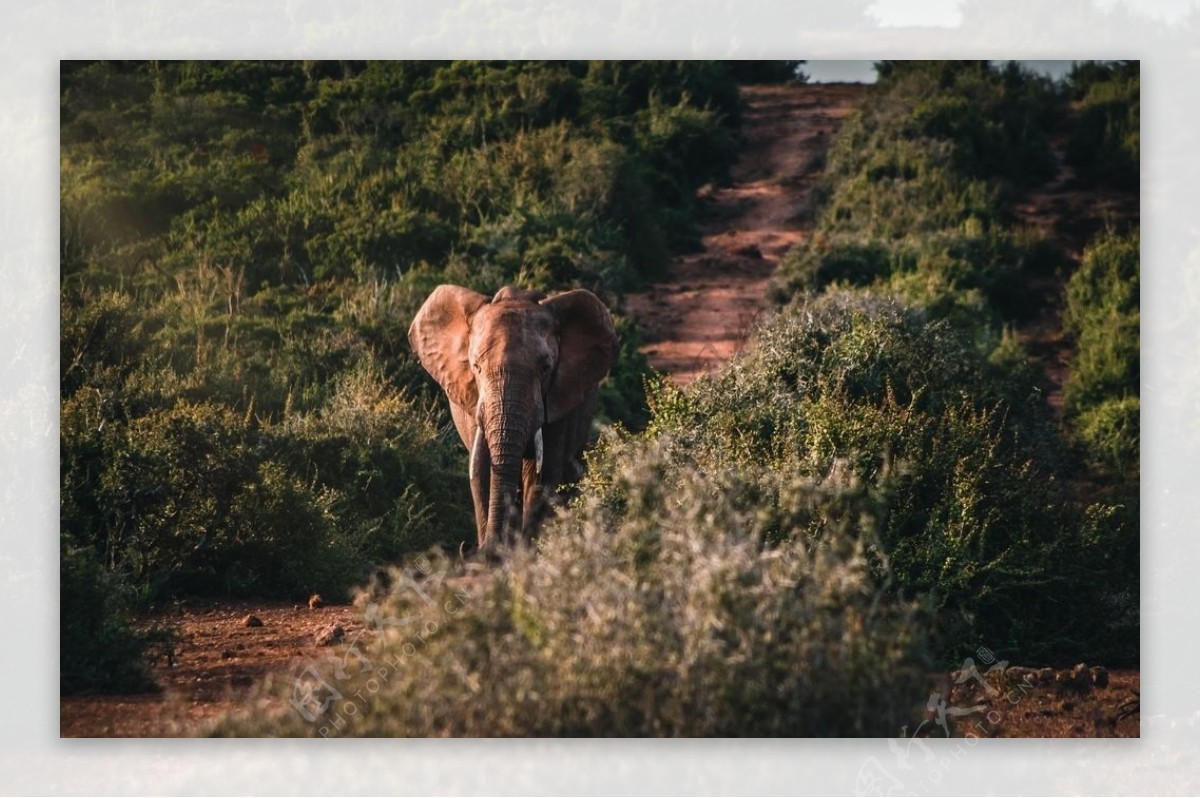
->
xmin=7 ymin=0 xmax=1196 ymax=793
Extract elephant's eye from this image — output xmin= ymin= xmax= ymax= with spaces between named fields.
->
xmin=471 ymin=362 xmax=481 ymax=373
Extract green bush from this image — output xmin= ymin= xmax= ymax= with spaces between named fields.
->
xmin=213 ymin=440 xmax=932 ymax=737
xmin=773 ymin=61 xmax=1065 ymax=332
xmin=1064 ymin=229 xmax=1140 ymax=473
xmin=1074 ymin=396 xmax=1139 ymax=474
xmin=776 ymin=227 xmax=1063 ymax=326
xmin=872 ymin=61 xmax=1059 ymax=186
xmin=61 ymin=343 xmax=473 ymax=602
xmin=61 ymin=539 xmax=156 ymax=694
xmin=637 ymin=291 xmax=1131 ymax=663
xmin=1066 ymin=61 xmax=1139 ymax=190
xmin=727 ymin=61 xmax=809 ymax=84
xmin=768 ymin=62 xmax=1136 ymax=667
xmin=61 ymin=60 xmax=746 ymax=295
xmin=775 ymin=236 xmax=893 ymax=291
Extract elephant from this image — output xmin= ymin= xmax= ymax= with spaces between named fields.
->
xmin=408 ymin=284 xmax=618 ymax=549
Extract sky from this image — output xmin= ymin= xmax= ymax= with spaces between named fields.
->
xmin=804 ymin=61 xmax=878 ymax=83
xmin=805 ymin=60 xmax=1088 ymax=84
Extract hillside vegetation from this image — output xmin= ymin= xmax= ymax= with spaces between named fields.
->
xmin=61 ymin=59 xmax=770 ymax=691
xmin=62 ymin=61 xmax=1138 ymax=736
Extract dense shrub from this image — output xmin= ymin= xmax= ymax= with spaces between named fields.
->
xmin=213 ymin=440 xmax=932 ymax=737
xmin=61 ymin=539 xmax=156 ymax=694
xmin=773 ymin=61 xmax=1065 ymax=331
xmin=1074 ymin=396 xmax=1139 ymax=474
xmin=637 ymin=291 xmax=1134 ymax=663
xmin=1066 ymin=61 xmax=1139 ymax=190
xmin=61 ymin=61 xmax=743 ymax=293
xmin=768 ymin=61 xmax=1137 ymax=668
xmin=727 ymin=61 xmax=809 ymax=84
xmin=776 ymin=227 xmax=1062 ymax=326
xmin=861 ymin=61 xmax=1059 ymax=187
xmin=1064 ymin=229 xmax=1140 ymax=473
xmin=61 ymin=343 xmax=472 ymax=602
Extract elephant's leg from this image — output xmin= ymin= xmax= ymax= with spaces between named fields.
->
xmin=520 ymin=459 xmax=543 ymax=539
xmin=537 ymin=416 xmax=571 ymax=511
xmin=564 ymin=389 xmax=599 ymax=483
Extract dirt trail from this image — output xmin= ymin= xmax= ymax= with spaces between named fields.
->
xmin=624 ymin=83 xmax=865 ymax=386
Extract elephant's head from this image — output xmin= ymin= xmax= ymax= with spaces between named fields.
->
xmin=408 ymin=285 xmax=617 ymax=547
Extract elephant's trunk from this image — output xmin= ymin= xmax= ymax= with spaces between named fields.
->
xmin=483 ymin=392 xmax=530 ymax=546
xmin=485 ymin=447 xmax=524 ymax=546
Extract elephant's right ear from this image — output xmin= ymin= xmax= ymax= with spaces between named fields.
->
xmin=408 ymin=285 xmax=489 ymax=410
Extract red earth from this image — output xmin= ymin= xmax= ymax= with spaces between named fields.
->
xmin=60 ymin=599 xmax=373 ymax=737
xmin=624 ymin=83 xmax=863 ymax=385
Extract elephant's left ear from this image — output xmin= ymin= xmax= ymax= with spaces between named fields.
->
xmin=541 ymin=289 xmax=618 ymax=423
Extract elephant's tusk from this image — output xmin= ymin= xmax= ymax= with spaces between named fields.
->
xmin=470 ymin=427 xmax=486 ymax=479
xmin=534 ymin=427 xmax=544 ymax=475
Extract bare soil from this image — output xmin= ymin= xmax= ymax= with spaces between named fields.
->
xmin=60 ymin=84 xmax=1140 ymax=739
xmin=60 ymin=599 xmax=372 ymax=737
xmin=624 ymin=83 xmax=864 ymax=385
xmin=939 ymin=664 xmax=1140 ymax=738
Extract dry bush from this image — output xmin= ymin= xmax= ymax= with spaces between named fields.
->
xmin=213 ymin=439 xmax=932 ymax=737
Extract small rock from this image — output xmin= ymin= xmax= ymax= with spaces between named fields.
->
xmin=1091 ymin=666 xmax=1110 ymax=688
xmin=315 ymin=623 xmax=345 ymax=646
xmin=1038 ymin=667 xmax=1056 ymax=684
xmin=221 ymin=650 xmax=236 ymax=659
xmin=1057 ymin=663 xmax=1092 ymax=693
xmin=242 ymin=614 xmax=263 ymax=628
xmin=308 ymin=593 xmax=325 ymax=609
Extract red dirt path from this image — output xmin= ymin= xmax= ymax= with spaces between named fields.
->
xmin=624 ymin=83 xmax=864 ymax=385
